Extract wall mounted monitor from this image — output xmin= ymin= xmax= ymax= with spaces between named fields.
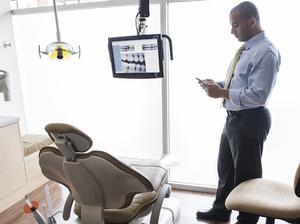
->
xmin=108 ymin=34 xmax=164 ymax=78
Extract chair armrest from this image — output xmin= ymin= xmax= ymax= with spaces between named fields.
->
xmin=63 ymin=193 xmax=74 ymax=220
xmin=150 ymin=184 xmax=172 ymax=224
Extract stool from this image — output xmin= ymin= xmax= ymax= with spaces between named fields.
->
xmin=22 ymin=134 xmax=53 ymax=186
xmin=22 ymin=134 xmax=53 ymax=157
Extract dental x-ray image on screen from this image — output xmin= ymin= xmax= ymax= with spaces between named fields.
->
xmin=108 ymin=34 xmax=164 ymax=78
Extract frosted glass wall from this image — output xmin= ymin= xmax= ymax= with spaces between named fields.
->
xmin=169 ymin=0 xmax=300 ymax=186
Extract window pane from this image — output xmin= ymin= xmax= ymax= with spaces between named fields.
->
xmin=11 ymin=0 xmax=123 ymax=9
xmin=169 ymin=0 xmax=300 ymax=186
xmin=13 ymin=5 xmax=163 ymax=158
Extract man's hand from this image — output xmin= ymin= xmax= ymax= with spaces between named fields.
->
xmin=201 ymin=80 xmax=229 ymax=99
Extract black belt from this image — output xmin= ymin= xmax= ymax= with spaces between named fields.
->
xmin=227 ymin=107 xmax=264 ymax=116
xmin=227 ymin=110 xmax=239 ymax=116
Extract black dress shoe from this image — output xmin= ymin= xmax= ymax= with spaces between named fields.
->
xmin=235 ymin=221 xmax=258 ymax=224
xmin=196 ymin=208 xmax=231 ymax=222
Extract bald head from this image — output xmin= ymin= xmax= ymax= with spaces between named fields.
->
xmin=229 ymin=1 xmax=262 ymax=42
xmin=231 ymin=1 xmax=260 ymax=26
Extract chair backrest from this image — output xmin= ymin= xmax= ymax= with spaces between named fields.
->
xmin=294 ymin=163 xmax=300 ymax=197
xmin=39 ymin=123 xmax=154 ymax=209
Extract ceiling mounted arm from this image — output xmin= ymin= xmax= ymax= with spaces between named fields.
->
xmin=136 ymin=0 xmax=150 ymax=35
xmin=38 ymin=0 xmax=81 ymax=60
xmin=53 ymin=0 xmax=61 ymax=42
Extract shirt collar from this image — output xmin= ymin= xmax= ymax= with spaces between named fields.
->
xmin=244 ymin=31 xmax=266 ymax=50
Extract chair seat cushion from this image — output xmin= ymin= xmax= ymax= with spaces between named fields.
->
xmin=133 ymin=165 xmax=167 ymax=192
xmin=120 ymin=157 xmax=168 ymax=192
xmin=74 ymin=191 xmax=157 ymax=223
xmin=104 ymin=191 xmax=157 ymax=223
xmin=225 ymin=178 xmax=300 ymax=219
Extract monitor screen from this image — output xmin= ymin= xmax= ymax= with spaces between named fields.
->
xmin=108 ymin=34 xmax=164 ymax=78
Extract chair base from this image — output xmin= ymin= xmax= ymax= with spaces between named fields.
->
xmin=140 ymin=197 xmax=180 ymax=224
xmin=263 ymin=216 xmax=300 ymax=224
xmin=266 ymin=217 xmax=274 ymax=224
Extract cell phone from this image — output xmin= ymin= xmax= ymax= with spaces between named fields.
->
xmin=195 ymin=77 xmax=203 ymax=84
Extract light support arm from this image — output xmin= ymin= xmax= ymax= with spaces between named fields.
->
xmin=53 ymin=0 xmax=61 ymax=42
xmin=139 ymin=0 xmax=149 ymax=17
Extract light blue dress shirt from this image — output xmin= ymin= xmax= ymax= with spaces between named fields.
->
xmin=220 ymin=31 xmax=281 ymax=111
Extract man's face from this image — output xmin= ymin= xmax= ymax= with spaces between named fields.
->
xmin=230 ymin=11 xmax=253 ymax=42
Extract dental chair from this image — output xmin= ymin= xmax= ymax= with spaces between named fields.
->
xmin=39 ymin=123 xmax=179 ymax=224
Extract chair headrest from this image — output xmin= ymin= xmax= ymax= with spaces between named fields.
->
xmin=45 ymin=123 xmax=93 ymax=153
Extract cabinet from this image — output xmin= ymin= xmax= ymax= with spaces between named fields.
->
xmin=0 ymin=117 xmax=26 ymax=211
xmin=0 ymin=116 xmax=48 ymax=212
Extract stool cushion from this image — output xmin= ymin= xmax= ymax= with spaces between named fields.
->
xmin=225 ymin=178 xmax=300 ymax=219
xmin=23 ymin=134 xmax=53 ymax=156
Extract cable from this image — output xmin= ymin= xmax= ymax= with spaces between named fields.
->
xmin=135 ymin=12 xmax=140 ymax=35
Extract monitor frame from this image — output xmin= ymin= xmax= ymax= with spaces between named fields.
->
xmin=108 ymin=34 xmax=164 ymax=79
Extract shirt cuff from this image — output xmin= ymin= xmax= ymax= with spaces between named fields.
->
xmin=217 ymin=81 xmax=225 ymax=88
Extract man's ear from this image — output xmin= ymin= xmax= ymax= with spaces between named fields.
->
xmin=249 ymin=17 xmax=257 ymax=27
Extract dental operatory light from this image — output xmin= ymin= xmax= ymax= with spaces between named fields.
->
xmin=38 ymin=0 xmax=80 ymax=60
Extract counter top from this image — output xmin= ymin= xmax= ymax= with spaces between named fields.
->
xmin=0 ymin=116 xmax=19 ymax=128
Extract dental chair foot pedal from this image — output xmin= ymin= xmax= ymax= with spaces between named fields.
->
xmin=141 ymin=197 xmax=180 ymax=224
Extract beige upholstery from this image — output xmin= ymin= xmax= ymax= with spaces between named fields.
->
xmin=22 ymin=134 xmax=53 ymax=156
xmin=74 ymin=192 xmax=157 ymax=223
xmin=39 ymin=123 xmax=171 ymax=224
xmin=226 ymin=164 xmax=300 ymax=223
xmin=121 ymin=157 xmax=168 ymax=192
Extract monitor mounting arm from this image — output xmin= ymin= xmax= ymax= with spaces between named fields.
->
xmin=136 ymin=0 xmax=150 ymax=35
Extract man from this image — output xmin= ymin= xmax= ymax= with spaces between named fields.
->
xmin=196 ymin=2 xmax=281 ymax=224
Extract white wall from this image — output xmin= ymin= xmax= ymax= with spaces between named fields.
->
xmin=0 ymin=0 xmax=27 ymax=133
